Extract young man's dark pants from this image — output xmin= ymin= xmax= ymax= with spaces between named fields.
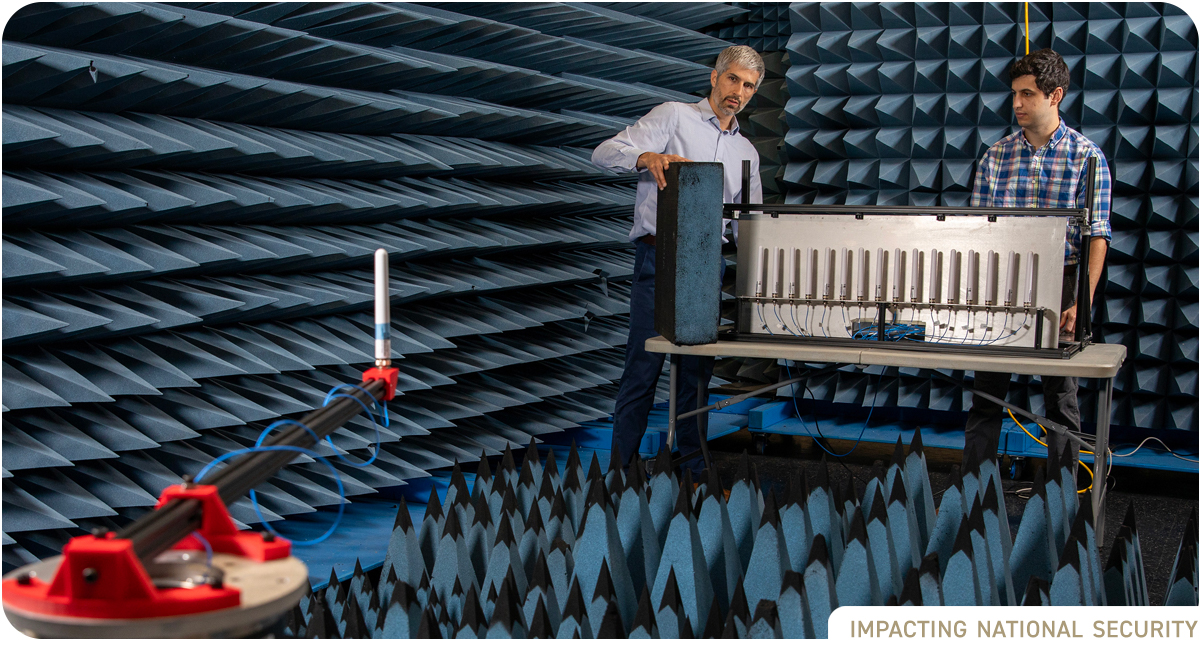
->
xmin=612 ymin=240 xmax=725 ymax=472
xmin=964 ymin=266 xmax=1081 ymax=475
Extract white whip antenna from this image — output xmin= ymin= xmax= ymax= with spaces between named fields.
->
xmin=374 ymin=248 xmax=391 ymax=367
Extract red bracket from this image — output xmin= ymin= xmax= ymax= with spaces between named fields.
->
xmin=156 ymin=484 xmax=291 ymax=562
xmin=2 ymin=485 xmax=289 ymax=620
xmin=362 ymin=367 xmax=400 ymax=401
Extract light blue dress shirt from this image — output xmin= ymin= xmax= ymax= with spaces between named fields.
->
xmin=591 ymin=99 xmax=763 ymax=243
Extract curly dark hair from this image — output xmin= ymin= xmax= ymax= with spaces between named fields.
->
xmin=1010 ymin=48 xmax=1070 ymax=97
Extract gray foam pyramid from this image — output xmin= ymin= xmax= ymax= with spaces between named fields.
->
xmin=782 ymin=2 xmax=1198 ymax=432
xmin=2 ymin=1 xmax=742 ymax=572
xmin=287 ymin=435 xmax=1196 ymax=638
xmin=706 ymin=2 xmax=793 ymax=54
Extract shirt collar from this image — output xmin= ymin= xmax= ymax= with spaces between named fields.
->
xmin=697 ymin=98 xmax=740 ymax=135
xmin=1048 ymin=119 xmax=1068 ymax=147
xmin=1020 ymin=118 xmax=1068 ymax=151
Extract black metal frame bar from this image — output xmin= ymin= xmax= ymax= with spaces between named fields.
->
xmin=716 ymin=328 xmax=1083 ymax=359
xmin=1076 ymin=156 xmax=1098 ymax=343
xmin=721 ymin=203 xmax=1088 ymax=222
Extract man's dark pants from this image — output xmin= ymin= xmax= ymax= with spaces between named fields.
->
xmin=612 ymin=240 xmax=725 ymax=471
xmin=964 ymin=266 xmax=1081 ymax=474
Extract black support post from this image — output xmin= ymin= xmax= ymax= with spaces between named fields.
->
xmin=741 ymin=159 xmax=751 ymax=204
xmin=1035 ymin=308 xmax=1045 ymax=349
xmin=1077 ymin=156 xmax=1098 ymax=345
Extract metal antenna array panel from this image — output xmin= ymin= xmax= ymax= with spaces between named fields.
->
xmin=735 ymin=208 xmax=1069 ymax=350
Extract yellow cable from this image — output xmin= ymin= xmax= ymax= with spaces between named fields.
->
xmin=1007 ymin=406 xmax=1047 ymax=439
xmin=1006 ymin=408 xmax=1093 ymax=455
xmin=1012 ymin=4 xmax=1089 ymax=494
xmin=1006 ymin=408 xmax=1092 ymax=493
xmin=1024 ymin=3 xmax=1030 ymax=54
xmin=1077 ymin=458 xmax=1094 ymax=494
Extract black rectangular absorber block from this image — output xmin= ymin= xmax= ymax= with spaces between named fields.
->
xmin=654 ymin=161 xmax=724 ymax=345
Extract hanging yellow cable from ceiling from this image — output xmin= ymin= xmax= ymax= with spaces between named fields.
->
xmin=1025 ymin=2 xmax=1030 ymax=54
xmin=1010 ymin=6 xmax=1093 ymax=495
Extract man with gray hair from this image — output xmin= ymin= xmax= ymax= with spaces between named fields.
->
xmin=592 ymin=45 xmax=764 ymax=473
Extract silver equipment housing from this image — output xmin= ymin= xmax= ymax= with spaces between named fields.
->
xmin=735 ymin=208 xmax=1072 ymax=350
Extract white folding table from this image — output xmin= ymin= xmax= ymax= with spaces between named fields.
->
xmin=645 ymin=336 xmax=1127 ymax=540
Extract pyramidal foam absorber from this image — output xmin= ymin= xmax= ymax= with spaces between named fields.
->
xmin=285 ymin=431 xmax=1192 ymax=639
xmin=782 ymin=2 xmax=1198 ymax=432
xmin=2 ymin=1 xmax=746 ymax=572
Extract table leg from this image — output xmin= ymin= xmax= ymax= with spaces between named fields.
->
xmin=698 ymin=364 xmax=711 ymax=469
xmin=666 ymin=354 xmax=680 ymax=450
xmin=1093 ymin=376 xmax=1113 ymax=543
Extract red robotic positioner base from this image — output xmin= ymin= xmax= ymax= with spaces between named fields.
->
xmin=362 ymin=366 xmax=400 ymax=401
xmin=2 ymin=485 xmax=290 ymax=620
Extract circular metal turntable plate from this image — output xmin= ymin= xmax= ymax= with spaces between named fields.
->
xmin=4 ymin=553 xmax=308 ymax=638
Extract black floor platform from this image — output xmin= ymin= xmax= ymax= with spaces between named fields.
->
xmin=707 ymin=431 xmax=1198 ymax=607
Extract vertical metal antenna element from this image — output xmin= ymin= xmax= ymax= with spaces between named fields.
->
xmin=985 ymin=250 xmax=999 ymax=306
xmin=930 ymin=249 xmax=942 ymax=304
xmin=1024 ymin=250 xmax=1036 ymax=307
xmin=892 ymin=247 xmax=904 ymax=302
xmin=912 ymin=249 xmax=924 ymax=303
xmin=841 ymin=247 xmax=852 ymax=300
xmin=759 ymin=247 xmax=770 ymax=297
xmin=965 ymin=250 xmax=978 ymax=305
xmin=1006 ymin=251 xmax=1020 ymax=307
xmin=858 ymin=247 xmax=868 ymax=300
xmin=792 ymin=248 xmax=803 ymax=298
xmin=808 ymin=248 xmax=819 ymax=299
xmin=776 ymin=248 xmax=786 ymax=298
xmin=375 ymin=248 xmax=391 ymax=367
xmin=824 ymin=247 xmax=835 ymax=299
xmin=948 ymin=250 xmax=960 ymax=304
xmin=874 ymin=248 xmax=887 ymax=301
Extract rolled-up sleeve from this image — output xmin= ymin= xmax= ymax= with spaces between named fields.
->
xmin=591 ymin=103 xmax=678 ymax=173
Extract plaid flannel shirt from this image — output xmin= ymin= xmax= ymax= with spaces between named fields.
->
xmin=970 ymin=121 xmax=1112 ymax=265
